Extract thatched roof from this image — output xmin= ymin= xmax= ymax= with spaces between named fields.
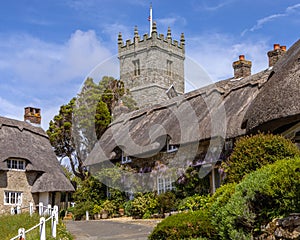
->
xmin=85 ymin=68 xmax=270 ymax=166
xmin=243 ymin=39 xmax=300 ymax=133
xmin=0 ymin=116 xmax=74 ymax=193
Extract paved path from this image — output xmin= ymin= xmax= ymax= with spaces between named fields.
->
xmin=65 ymin=218 xmax=161 ymax=240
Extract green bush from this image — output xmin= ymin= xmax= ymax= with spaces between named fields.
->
xmin=157 ymin=191 xmax=178 ymax=213
xmin=73 ymin=201 xmax=94 ymax=220
xmin=223 ymin=133 xmax=300 ymax=183
xmin=178 ymin=194 xmax=211 ymax=211
xmin=149 ymin=209 xmax=216 ymax=240
xmin=131 ymin=192 xmax=158 ymax=218
xmin=216 ymin=157 xmax=300 ymax=239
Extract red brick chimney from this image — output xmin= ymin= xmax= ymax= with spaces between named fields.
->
xmin=267 ymin=44 xmax=286 ymax=67
xmin=24 ymin=107 xmax=41 ymax=125
xmin=232 ymin=55 xmax=252 ymax=78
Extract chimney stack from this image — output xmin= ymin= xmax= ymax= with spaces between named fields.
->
xmin=233 ymin=55 xmax=252 ymax=78
xmin=24 ymin=107 xmax=41 ymax=125
xmin=267 ymin=44 xmax=286 ymax=67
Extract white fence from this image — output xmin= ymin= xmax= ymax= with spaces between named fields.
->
xmin=10 ymin=203 xmax=58 ymax=240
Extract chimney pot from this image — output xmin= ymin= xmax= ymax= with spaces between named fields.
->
xmin=24 ymin=107 xmax=41 ymax=125
xmin=233 ymin=55 xmax=252 ymax=79
xmin=239 ymin=55 xmax=245 ymax=61
xmin=280 ymin=45 xmax=286 ymax=51
xmin=267 ymin=43 xmax=286 ymax=67
xmin=274 ymin=44 xmax=280 ymax=50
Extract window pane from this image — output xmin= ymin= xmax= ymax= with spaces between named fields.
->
xmin=18 ymin=161 xmax=24 ymax=170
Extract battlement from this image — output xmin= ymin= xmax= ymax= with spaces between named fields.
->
xmin=118 ymin=22 xmax=185 ymax=57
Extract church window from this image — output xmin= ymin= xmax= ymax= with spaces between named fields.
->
xmin=167 ymin=60 xmax=173 ymax=76
xmin=133 ymin=59 xmax=140 ymax=76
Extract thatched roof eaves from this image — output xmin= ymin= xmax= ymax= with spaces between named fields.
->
xmin=0 ymin=116 xmax=74 ymax=192
xmin=243 ymin=39 xmax=300 ymax=132
xmin=85 ymin=67 xmax=271 ymax=166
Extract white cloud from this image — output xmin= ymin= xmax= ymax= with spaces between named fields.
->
xmin=243 ymin=3 xmax=300 ymax=36
xmin=186 ymin=33 xmax=269 ymax=83
xmin=0 ymin=29 xmax=113 ymax=129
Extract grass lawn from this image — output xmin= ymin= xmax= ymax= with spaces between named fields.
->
xmin=0 ymin=212 xmax=73 ymax=240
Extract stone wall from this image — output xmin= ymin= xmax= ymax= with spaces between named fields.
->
xmin=257 ymin=214 xmax=300 ymax=240
xmin=118 ymin=29 xmax=185 ymax=108
xmin=0 ymin=171 xmax=38 ymax=214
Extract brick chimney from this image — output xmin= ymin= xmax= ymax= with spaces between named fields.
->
xmin=233 ymin=55 xmax=252 ymax=78
xmin=267 ymin=44 xmax=286 ymax=67
xmin=24 ymin=107 xmax=41 ymax=125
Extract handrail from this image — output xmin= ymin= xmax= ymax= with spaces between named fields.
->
xmin=10 ymin=205 xmax=58 ymax=240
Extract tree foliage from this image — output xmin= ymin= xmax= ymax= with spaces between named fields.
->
xmin=47 ymin=76 xmax=135 ymax=180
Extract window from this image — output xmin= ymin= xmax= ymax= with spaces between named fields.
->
xmin=167 ymin=60 xmax=173 ymax=76
xmin=157 ymin=177 xmax=175 ymax=194
xmin=4 ymin=192 xmax=22 ymax=205
xmin=121 ymin=152 xmax=132 ymax=164
xmin=7 ymin=159 xmax=25 ymax=170
xmin=224 ymin=140 xmax=233 ymax=151
xmin=133 ymin=59 xmax=140 ymax=76
xmin=166 ymin=140 xmax=178 ymax=153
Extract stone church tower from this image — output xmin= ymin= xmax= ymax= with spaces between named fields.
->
xmin=118 ymin=22 xmax=185 ymax=108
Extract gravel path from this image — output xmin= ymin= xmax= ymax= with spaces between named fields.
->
xmin=65 ymin=218 xmax=161 ymax=240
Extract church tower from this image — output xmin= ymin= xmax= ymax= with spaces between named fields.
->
xmin=118 ymin=21 xmax=185 ymax=108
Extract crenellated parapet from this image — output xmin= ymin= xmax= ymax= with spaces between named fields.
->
xmin=118 ymin=22 xmax=185 ymax=58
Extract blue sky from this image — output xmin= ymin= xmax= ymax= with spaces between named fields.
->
xmin=1 ymin=0 xmax=300 ymax=129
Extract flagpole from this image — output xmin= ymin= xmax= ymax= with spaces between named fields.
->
xmin=149 ymin=3 xmax=153 ymax=36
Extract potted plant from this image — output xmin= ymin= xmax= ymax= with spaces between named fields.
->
xmin=101 ymin=200 xmax=116 ymax=218
xmin=93 ymin=204 xmax=102 ymax=220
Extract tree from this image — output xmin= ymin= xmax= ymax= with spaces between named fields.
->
xmin=47 ymin=76 xmax=135 ymax=180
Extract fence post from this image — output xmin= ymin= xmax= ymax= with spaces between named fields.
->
xmin=53 ymin=205 xmax=59 ymax=224
xmin=18 ymin=228 xmax=25 ymax=240
xmin=11 ymin=207 xmax=15 ymax=215
xmin=51 ymin=210 xmax=57 ymax=238
xmin=86 ymin=210 xmax=89 ymax=221
xmin=17 ymin=206 xmax=21 ymax=214
xmin=29 ymin=202 xmax=34 ymax=216
xmin=39 ymin=202 xmax=43 ymax=216
xmin=47 ymin=204 xmax=52 ymax=216
xmin=40 ymin=217 xmax=46 ymax=240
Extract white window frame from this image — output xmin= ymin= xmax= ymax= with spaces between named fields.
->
xmin=121 ymin=152 xmax=132 ymax=164
xmin=4 ymin=191 xmax=22 ymax=205
xmin=7 ymin=159 xmax=26 ymax=171
xmin=166 ymin=140 xmax=178 ymax=153
xmin=157 ymin=177 xmax=175 ymax=194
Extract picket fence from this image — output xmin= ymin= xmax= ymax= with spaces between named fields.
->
xmin=10 ymin=203 xmax=59 ymax=240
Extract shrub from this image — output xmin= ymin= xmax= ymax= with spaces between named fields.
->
xmin=73 ymin=201 xmax=94 ymax=220
xmin=149 ymin=209 xmax=216 ymax=240
xmin=216 ymin=157 xmax=300 ymax=239
xmin=131 ymin=192 xmax=158 ymax=218
xmin=223 ymin=133 xmax=300 ymax=183
xmin=178 ymin=194 xmax=211 ymax=211
xmin=157 ymin=191 xmax=178 ymax=214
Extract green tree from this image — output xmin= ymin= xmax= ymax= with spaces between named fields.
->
xmin=47 ymin=76 xmax=134 ymax=180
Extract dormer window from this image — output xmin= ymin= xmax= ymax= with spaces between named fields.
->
xmin=121 ymin=152 xmax=132 ymax=164
xmin=167 ymin=139 xmax=178 ymax=153
xmin=7 ymin=159 xmax=26 ymax=171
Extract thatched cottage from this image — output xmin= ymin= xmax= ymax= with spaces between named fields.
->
xmin=85 ymin=29 xmax=300 ymax=194
xmin=0 ymin=107 xmax=74 ymax=214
